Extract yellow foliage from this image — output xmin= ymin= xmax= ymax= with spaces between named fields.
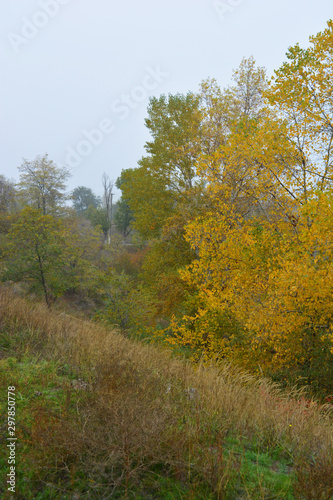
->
xmin=169 ymin=21 xmax=333 ymax=386
xmin=174 ymin=193 xmax=333 ymax=377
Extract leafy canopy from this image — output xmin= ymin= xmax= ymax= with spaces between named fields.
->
xmin=18 ymin=154 xmax=70 ymax=215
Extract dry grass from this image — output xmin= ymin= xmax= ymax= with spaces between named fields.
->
xmin=1 ymin=286 xmax=333 ymax=498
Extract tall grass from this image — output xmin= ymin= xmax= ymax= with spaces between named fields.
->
xmin=1 ymin=287 xmax=333 ymax=498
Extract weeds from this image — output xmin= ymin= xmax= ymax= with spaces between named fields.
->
xmin=0 ymin=287 xmax=332 ymax=498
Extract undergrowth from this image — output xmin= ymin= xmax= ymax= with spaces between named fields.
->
xmin=0 ymin=288 xmax=333 ymax=498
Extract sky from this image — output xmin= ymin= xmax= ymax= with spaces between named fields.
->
xmin=1 ymin=0 xmax=332 ymax=200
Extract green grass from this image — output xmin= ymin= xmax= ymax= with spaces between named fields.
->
xmin=0 ymin=353 xmax=294 ymax=499
xmin=0 ymin=356 xmax=86 ymax=499
xmin=223 ymin=436 xmax=294 ymax=499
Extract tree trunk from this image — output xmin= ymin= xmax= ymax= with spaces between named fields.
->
xmin=37 ymin=250 xmax=50 ymax=308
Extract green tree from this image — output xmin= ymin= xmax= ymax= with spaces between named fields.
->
xmin=113 ymin=171 xmax=134 ymax=239
xmin=120 ymin=93 xmax=202 ymax=239
xmin=72 ymin=186 xmax=101 ymax=214
xmin=85 ymin=205 xmax=110 ymax=241
xmin=119 ymin=165 xmax=173 ymax=239
xmin=18 ymin=154 xmax=70 ymax=215
xmin=2 ymin=208 xmax=99 ymax=306
xmin=143 ymin=92 xmax=202 ymax=191
xmin=113 ymin=198 xmax=133 ymax=239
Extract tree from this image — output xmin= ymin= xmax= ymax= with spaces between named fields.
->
xmin=0 ymin=175 xmax=16 ymax=213
xmin=0 ymin=176 xmax=17 ymax=237
xmin=175 ymin=194 xmax=333 ymax=388
xmin=113 ymin=94 xmax=205 ymax=324
xmin=113 ymin=172 xmax=134 ymax=239
xmin=118 ymin=165 xmax=174 ymax=239
xmin=266 ymin=20 xmax=333 ymax=200
xmin=95 ymin=271 xmax=157 ymax=333
xmin=120 ymin=63 xmax=269 ymax=241
xmin=168 ymin=23 xmax=333 ymax=394
xmin=2 ymin=207 xmax=102 ymax=306
xmin=120 ymin=93 xmax=203 ymax=239
xmin=143 ymin=92 xmax=202 ymax=191
xmin=198 ymin=58 xmax=267 ymax=156
xmin=102 ymin=173 xmax=114 ymax=243
xmin=85 ymin=205 xmax=110 ymax=241
xmin=229 ymin=56 xmax=267 ymax=120
xmin=113 ymin=198 xmax=133 ymax=239
xmin=18 ymin=154 xmax=70 ymax=215
xmin=197 ymin=58 xmax=274 ymax=217
xmin=3 ymin=208 xmax=71 ymax=306
xmin=72 ymin=186 xmax=100 ymax=214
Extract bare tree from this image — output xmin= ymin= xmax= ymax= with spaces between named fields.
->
xmin=102 ymin=173 xmax=114 ymax=243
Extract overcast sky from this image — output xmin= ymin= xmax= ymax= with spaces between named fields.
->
xmin=1 ymin=0 xmax=332 ymax=200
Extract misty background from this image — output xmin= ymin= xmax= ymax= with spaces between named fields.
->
xmin=1 ymin=0 xmax=332 ymax=199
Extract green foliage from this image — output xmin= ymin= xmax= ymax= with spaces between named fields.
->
xmin=85 ymin=205 xmax=110 ymax=239
xmin=3 ymin=208 xmax=69 ymax=305
xmin=139 ymin=229 xmax=196 ymax=320
xmin=95 ymin=271 xmax=157 ymax=333
xmin=113 ymin=197 xmax=133 ymax=238
xmin=1 ymin=208 xmax=101 ymax=306
xmin=114 ymin=171 xmax=134 ymax=238
xmin=119 ymin=92 xmax=203 ymax=240
xmin=143 ymin=92 xmax=202 ymax=190
xmin=119 ymin=164 xmax=174 ymax=239
xmin=71 ymin=186 xmax=101 ymax=214
xmin=18 ymin=154 xmax=70 ymax=215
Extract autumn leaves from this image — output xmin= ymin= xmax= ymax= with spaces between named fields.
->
xmin=117 ymin=21 xmax=333 ymax=393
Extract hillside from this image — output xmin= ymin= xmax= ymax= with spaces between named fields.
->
xmin=1 ymin=288 xmax=333 ymax=499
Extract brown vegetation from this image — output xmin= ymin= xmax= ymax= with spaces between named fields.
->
xmin=1 ymin=287 xmax=333 ymax=497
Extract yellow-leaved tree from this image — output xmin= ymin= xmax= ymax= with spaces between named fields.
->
xmin=170 ymin=21 xmax=333 ymax=393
